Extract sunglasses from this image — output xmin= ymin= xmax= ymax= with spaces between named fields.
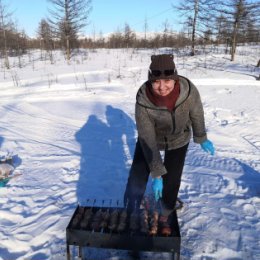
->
xmin=149 ymin=69 xmax=176 ymax=77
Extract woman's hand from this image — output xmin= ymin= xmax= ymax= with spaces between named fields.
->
xmin=152 ymin=177 xmax=163 ymax=201
xmin=200 ymin=139 xmax=215 ymax=155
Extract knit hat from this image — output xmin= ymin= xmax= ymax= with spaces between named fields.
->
xmin=148 ymin=54 xmax=178 ymax=81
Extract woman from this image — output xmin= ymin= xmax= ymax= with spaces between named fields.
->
xmin=124 ymin=54 xmax=214 ymax=236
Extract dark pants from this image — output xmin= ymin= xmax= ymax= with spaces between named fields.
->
xmin=124 ymin=139 xmax=189 ymax=212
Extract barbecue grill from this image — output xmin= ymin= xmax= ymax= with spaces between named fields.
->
xmin=66 ymin=200 xmax=181 ymax=260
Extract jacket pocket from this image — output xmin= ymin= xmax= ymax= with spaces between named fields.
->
xmin=184 ymin=125 xmax=191 ymax=132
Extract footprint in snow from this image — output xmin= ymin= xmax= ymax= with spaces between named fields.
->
xmin=220 ymin=207 xmax=239 ymax=221
xmin=61 ymin=167 xmax=79 ymax=183
xmin=242 ymin=203 xmax=256 ymax=216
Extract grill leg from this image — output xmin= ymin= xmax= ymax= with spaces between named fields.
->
xmin=66 ymin=244 xmax=71 ymax=260
xmin=172 ymin=252 xmax=180 ymax=260
xmin=78 ymin=246 xmax=83 ymax=259
xmin=129 ymin=250 xmax=140 ymax=259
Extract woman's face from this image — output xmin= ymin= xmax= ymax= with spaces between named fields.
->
xmin=152 ymin=79 xmax=175 ymax=96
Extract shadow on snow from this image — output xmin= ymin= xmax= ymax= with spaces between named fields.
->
xmin=235 ymin=159 xmax=260 ymax=197
xmin=75 ymin=105 xmax=136 ymax=206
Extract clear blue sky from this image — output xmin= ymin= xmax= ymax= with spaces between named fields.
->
xmin=7 ymin=0 xmax=181 ymax=37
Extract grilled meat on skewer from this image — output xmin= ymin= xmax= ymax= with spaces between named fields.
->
xmin=108 ymin=209 xmax=119 ymax=232
xmin=78 ymin=206 xmax=85 ymax=215
xmin=140 ymin=209 xmax=149 ymax=234
xmin=91 ymin=208 xmax=103 ymax=231
xmin=80 ymin=208 xmax=93 ymax=229
xmin=72 ymin=215 xmax=80 ymax=228
xmin=100 ymin=210 xmax=110 ymax=230
xmin=72 ymin=207 xmax=84 ymax=228
xmin=159 ymin=215 xmax=172 ymax=237
xmin=117 ymin=209 xmax=127 ymax=232
xmin=129 ymin=210 xmax=139 ymax=233
xmin=149 ymin=210 xmax=159 ymax=236
xmin=84 ymin=208 xmax=94 ymax=220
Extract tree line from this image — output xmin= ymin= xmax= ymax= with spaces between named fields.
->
xmin=0 ymin=0 xmax=259 ymax=67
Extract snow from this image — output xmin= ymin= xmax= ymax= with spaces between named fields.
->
xmin=0 ymin=46 xmax=260 ymax=260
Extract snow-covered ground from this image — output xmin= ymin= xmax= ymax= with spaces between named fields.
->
xmin=0 ymin=46 xmax=259 ymax=260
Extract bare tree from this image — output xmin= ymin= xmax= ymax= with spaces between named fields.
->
xmin=215 ymin=14 xmax=231 ymax=47
xmin=0 ymin=0 xmax=13 ymax=69
xmin=174 ymin=0 xmax=217 ymax=55
xmin=107 ymin=29 xmax=124 ymax=48
xmin=37 ymin=19 xmax=55 ymax=62
xmin=143 ymin=16 xmax=148 ymax=47
xmin=162 ymin=19 xmax=171 ymax=47
xmin=123 ymin=23 xmax=136 ymax=48
xmin=220 ymin=0 xmax=249 ymax=61
xmin=216 ymin=0 xmax=259 ymax=61
xmin=48 ymin=0 xmax=92 ymax=62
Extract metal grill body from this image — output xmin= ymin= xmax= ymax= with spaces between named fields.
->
xmin=66 ymin=205 xmax=181 ymax=260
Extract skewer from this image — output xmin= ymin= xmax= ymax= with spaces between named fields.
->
xmin=80 ymin=209 xmax=93 ymax=229
xmin=72 ymin=205 xmax=84 ymax=228
xmin=117 ymin=200 xmax=128 ymax=233
xmin=108 ymin=200 xmax=119 ymax=233
xmin=91 ymin=200 xmax=105 ymax=232
xmin=100 ymin=200 xmax=110 ymax=233
xmin=149 ymin=197 xmax=159 ymax=236
xmin=140 ymin=200 xmax=149 ymax=235
xmin=140 ymin=197 xmax=149 ymax=235
xmin=79 ymin=199 xmax=93 ymax=229
xmin=129 ymin=200 xmax=139 ymax=235
xmin=91 ymin=209 xmax=103 ymax=232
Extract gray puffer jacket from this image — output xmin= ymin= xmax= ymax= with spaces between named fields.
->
xmin=135 ymin=75 xmax=207 ymax=178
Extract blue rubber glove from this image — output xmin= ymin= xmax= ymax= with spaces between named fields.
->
xmin=152 ymin=177 xmax=163 ymax=201
xmin=201 ymin=140 xmax=215 ymax=155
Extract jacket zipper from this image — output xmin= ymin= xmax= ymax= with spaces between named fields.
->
xmin=171 ymin=109 xmax=176 ymax=134
xmin=164 ymin=136 xmax=168 ymax=150
xmin=163 ymin=109 xmax=175 ymax=150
